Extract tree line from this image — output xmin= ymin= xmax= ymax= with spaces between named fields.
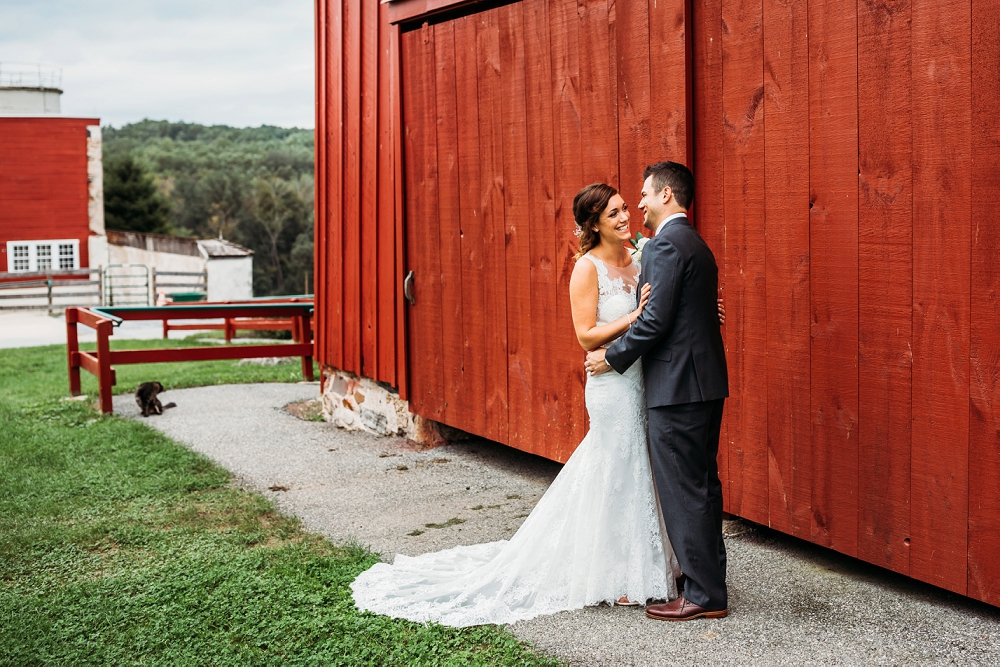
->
xmin=102 ymin=120 xmax=314 ymax=297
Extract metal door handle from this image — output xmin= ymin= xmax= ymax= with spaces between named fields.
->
xmin=404 ymin=270 xmax=415 ymax=305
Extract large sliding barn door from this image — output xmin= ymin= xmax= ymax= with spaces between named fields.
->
xmin=401 ymin=0 xmax=619 ymax=462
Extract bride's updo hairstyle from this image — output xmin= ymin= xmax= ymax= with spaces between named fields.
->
xmin=573 ymin=182 xmax=617 ymax=260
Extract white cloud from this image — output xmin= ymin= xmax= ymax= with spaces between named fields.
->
xmin=1 ymin=0 xmax=314 ymax=128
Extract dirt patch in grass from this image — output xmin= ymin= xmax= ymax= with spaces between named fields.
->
xmin=284 ymin=398 xmax=325 ymax=422
xmin=424 ymin=517 xmax=466 ymax=529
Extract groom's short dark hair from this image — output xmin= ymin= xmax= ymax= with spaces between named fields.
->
xmin=643 ymin=161 xmax=694 ymax=210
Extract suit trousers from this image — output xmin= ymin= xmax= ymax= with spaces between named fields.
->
xmin=647 ymin=398 xmax=727 ymax=610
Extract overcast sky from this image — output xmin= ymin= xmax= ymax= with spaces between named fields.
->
xmin=1 ymin=0 xmax=314 ymax=128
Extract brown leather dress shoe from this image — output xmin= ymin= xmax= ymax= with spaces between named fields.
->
xmin=645 ymin=595 xmax=728 ymax=622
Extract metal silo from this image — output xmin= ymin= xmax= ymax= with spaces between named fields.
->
xmin=0 ymin=62 xmax=62 ymax=115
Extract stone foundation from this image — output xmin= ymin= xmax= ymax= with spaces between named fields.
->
xmin=320 ymin=367 xmax=448 ymax=448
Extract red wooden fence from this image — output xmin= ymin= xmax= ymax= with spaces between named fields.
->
xmin=315 ymin=0 xmax=1000 ymax=605
xmin=67 ymin=304 xmax=314 ymax=413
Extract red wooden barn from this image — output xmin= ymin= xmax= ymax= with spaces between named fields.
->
xmin=313 ymin=0 xmax=1000 ymax=604
xmin=0 ymin=117 xmax=103 ymax=274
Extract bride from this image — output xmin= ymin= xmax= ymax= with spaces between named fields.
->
xmin=350 ymin=183 xmax=681 ymax=627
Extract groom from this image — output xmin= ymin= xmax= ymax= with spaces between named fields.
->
xmin=584 ymin=161 xmax=729 ymax=621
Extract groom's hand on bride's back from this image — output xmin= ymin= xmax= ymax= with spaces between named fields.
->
xmin=717 ymin=296 xmax=726 ymax=326
xmin=584 ymin=349 xmax=612 ymax=376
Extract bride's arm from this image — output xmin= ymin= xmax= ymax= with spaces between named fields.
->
xmin=569 ymin=259 xmax=650 ymax=351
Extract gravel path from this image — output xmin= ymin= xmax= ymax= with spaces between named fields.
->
xmin=114 ymin=383 xmax=560 ymax=557
xmin=117 ymin=384 xmax=1000 ymax=666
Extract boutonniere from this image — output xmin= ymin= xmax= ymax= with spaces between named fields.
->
xmin=629 ymin=232 xmax=649 ymax=263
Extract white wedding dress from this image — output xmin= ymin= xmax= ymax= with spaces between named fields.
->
xmin=350 ymin=253 xmax=679 ymax=627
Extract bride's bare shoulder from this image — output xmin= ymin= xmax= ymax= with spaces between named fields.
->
xmin=569 ymin=257 xmax=598 ymax=316
xmin=570 ymin=254 xmax=597 ymax=282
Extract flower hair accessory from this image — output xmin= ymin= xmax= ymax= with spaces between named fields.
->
xmin=573 ymin=226 xmax=583 ymax=237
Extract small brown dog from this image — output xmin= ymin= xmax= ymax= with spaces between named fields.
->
xmin=135 ymin=382 xmax=177 ymax=417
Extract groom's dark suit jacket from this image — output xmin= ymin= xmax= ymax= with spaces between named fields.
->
xmin=606 ymin=214 xmax=729 ymax=407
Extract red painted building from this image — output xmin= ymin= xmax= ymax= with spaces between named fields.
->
xmin=0 ymin=117 xmax=102 ymax=274
xmin=314 ymin=0 xmax=1000 ymax=604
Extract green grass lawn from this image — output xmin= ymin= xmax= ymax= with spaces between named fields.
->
xmin=0 ymin=341 xmax=558 ymax=666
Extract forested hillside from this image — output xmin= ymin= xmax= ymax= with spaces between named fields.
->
xmin=102 ymin=120 xmax=314 ymax=297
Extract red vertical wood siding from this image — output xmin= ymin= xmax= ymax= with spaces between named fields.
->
xmin=377 ymin=1 xmax=397 ymax=384
xmin=316 ymin=0 xmax=1000 ymax=605
xmin=398 ymin=0 xmax=619 ymax=456
xmin=910 ymin=0 xmax=972 ymax=595
xmin=647 ymin=0 xmax=690 ymax=167
xmin=402 ymin=25 xmax=444 ymax=419
xmin=968 ymin=0 xmax=1000 ymax=606
xmin=360 ymin=0 xmax=379 ymax=378
xmin=615 ymin=0 xmax=652 ymax=232
xmin=690 ymin=0 xmax=728 ymax=520
xmin=522 ymin=0 xmax=564 ymax=460
xmin=721 ymin=0 xmax=768 ymax=525
xmin=314 ymin=0 xmax=328 ymax=367
xmin=577 ymin=0 xmax=617 ymax=188
xmin=762 ymin=0 xmax=810 ymax=540
xmin=343 ymin=0 xmax=362 ymax=373
xmin=857 ymin=0 xmax=913 ymax=574
xmin=498 ymin=3 xmax=533 ymax=454
xmin=476 ymin=10 xmax=510 ymax=444
xmin=433 ymin=19 xmax=467 ymax=428
xmin=391 ymin=21 xmax=409 ymax=400
xmin=454 ymin=13 xmax=489 ymax=437
xmin=807 ymin=0 xmax=860 ymax=556
xmin=548 ymin=0 xmax=588 ymax=453
xmin=0 ymin=118 xmax=98 ymax=272
xmin=317 ymin=0 xmax=343 ymax=371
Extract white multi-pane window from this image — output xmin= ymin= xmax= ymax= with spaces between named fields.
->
xmin=59 ymin=243 xmax=75 ymax=269
xmin=11 ymin=244 xmax=30 ymax=272
xmin=36 ymin=244 xmax=52 ymax=271
xmin=5 ymin=240 xmax=79 ymax=273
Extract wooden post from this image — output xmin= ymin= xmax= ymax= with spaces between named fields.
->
xmin=225 ymin=317 xmax=234 ymax=343
xmin=301 ymin=311 xmax=314 ymax=381
xmin=66 ymin=307 xmax=81 ymax=396
xmin=47 ymin=273 xmax=53 ymax=315
xmin=162 ymin=319 xmax=169 ymax=339
xmin=96 ymin=319 xmax=114 ymax=414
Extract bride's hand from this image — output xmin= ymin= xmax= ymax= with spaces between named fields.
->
xmin=632 ymin=283 xmax=651 ymax=320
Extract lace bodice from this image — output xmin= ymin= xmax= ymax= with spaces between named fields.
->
xmin=582 ymin=252 xmax=640 ymax=346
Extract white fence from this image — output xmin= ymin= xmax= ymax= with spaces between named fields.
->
xmin=0 ymin=268 xmax=103 ymax=313
xmin=1 ymin=265 xmax=214 ymax=312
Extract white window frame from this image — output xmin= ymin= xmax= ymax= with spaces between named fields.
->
xmin=5 ymin=239 xmax=79 ymax=273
